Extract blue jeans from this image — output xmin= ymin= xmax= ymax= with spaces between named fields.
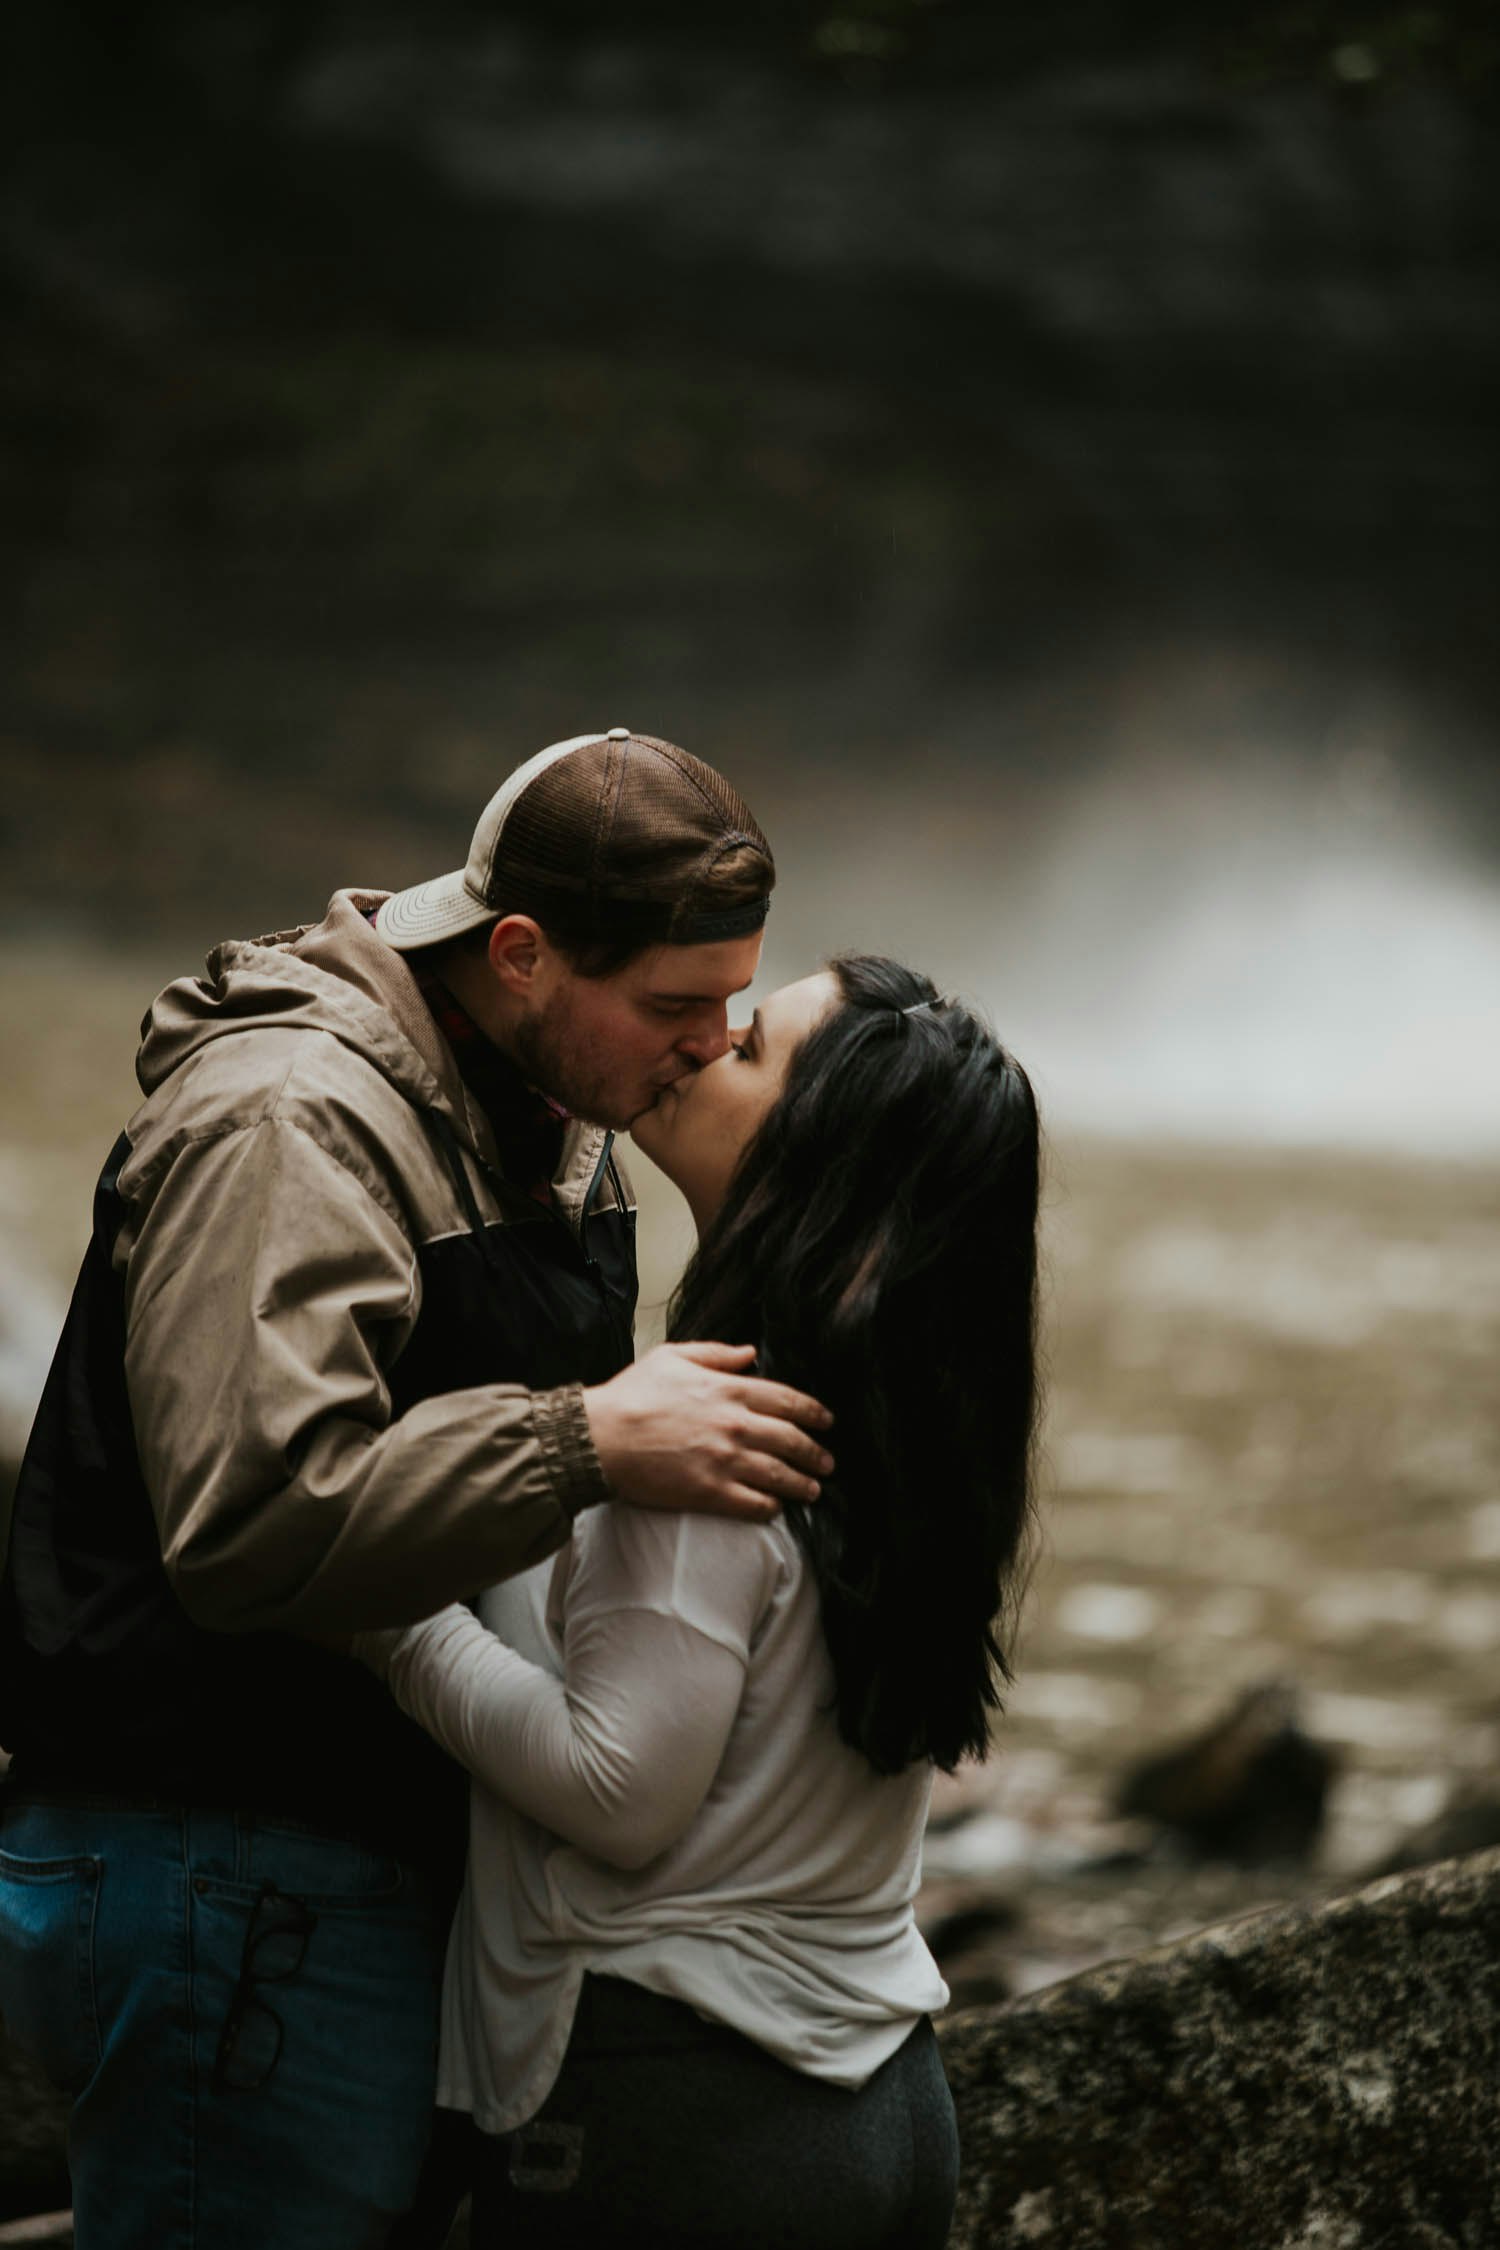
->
xmin=0 ymin=1797 xmax=448 ymax=2249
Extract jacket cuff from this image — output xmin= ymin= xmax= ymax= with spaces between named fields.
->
xmin=532 ymin=1383 xmax=613 ymax=1521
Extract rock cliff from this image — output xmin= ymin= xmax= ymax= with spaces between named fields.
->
xmin=939 ymin=1845 xmax=1500 ymax=2248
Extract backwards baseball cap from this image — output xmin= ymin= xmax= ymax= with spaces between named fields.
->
xmin=374 ymin=730 xmax=774 ymax=954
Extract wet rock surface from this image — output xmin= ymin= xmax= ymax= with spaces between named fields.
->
xmin=938 ymin=1845 xmax=1500 ymax=2249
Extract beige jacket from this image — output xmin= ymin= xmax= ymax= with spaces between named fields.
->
xmin=117 ymin=890 xmax=623 ymax=1638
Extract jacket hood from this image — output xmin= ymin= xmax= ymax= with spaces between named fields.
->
xmin=136 ymin=890 xmax=469 ymax=1127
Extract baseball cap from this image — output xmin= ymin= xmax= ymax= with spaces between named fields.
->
xmin=374 ymin=730 xmax=773 ymax=953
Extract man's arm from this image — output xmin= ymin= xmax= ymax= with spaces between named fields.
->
xmin=124 ymin=1114 xmax=594 ymax=1635
xmin=124 ymin=1116 xmax=834 ymax=1637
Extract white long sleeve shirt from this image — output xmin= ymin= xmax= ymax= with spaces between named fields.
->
xmin=360 ymin=1504 xmax=947 ymax=2134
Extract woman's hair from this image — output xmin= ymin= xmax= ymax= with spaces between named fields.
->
xmin=668 ymin=954 xmax=1040 ymax=1776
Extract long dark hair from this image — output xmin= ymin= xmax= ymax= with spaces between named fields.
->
xmin=668 ymin=954 xmax=1040 ymax=1776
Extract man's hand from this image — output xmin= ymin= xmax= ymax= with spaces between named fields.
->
xmin=583 ymin=1343 xmax=835 ymax=1523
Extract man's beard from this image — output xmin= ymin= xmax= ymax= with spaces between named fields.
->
xmin=509 ymin=989 xmax=640 ymax=1131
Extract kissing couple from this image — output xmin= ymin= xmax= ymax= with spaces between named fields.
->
xmin=0 ymin=730 xmax=1039 ymax=2249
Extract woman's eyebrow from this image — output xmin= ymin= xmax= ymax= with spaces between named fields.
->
xmin=749 ymin=1008 xmax=763 ymax=1052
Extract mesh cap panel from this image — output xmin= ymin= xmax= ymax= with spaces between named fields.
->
xmin=374 ymin=729 xmax=773 ymax=953
xmin=488 ymin=734 xmax=772 ymax=941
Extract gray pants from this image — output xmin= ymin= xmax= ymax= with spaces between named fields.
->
xmin=472 ymin=1973 xmax=959 ymax=2249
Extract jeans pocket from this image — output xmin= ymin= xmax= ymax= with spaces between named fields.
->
xmin=0 ymin=1846 xmax=103 ymax=2092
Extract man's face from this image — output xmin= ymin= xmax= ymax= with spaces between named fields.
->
xmin=512 ymin=931 xmax=764 ymax=1129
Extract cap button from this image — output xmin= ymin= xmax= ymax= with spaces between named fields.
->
xmin=606 ymin=727 xmax=631 ymax=741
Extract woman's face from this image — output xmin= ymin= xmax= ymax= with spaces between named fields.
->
xmin=631 ymin=970 xmax=839 ymax=1228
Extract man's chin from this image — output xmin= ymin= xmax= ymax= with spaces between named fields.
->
xmin=623 ymin=1088 xmax=669 ymax=1135
xmin=565 ymin=1104 xmax=636 ymax=1135
xmin=541 ymin=1066 xmax=675 ymax=1136
xmin=564 ymin=1091 xmax=657 ymax=1136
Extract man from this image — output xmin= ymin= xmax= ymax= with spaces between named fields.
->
xmin=0 ymin=730 xmax=834 ymax=2249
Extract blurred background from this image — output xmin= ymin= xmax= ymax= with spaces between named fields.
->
xmin=3 ymin=0 xmax=1499 ymax=1990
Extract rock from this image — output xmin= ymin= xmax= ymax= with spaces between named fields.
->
xmin=938 ymin=1844 xmax=1500 ymax=2248
xmin=1115 ymin=1678 xmax=1336 ymax=1866
xmin=0 ymin=2023 xmax=69 ymax=2228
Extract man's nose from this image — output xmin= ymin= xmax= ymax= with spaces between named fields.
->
xmin=675 ymin=1013 xmax=730 ymax=1067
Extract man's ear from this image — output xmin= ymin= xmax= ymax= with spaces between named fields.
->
xmin=487 ymin=915 xmax=547 ymax=997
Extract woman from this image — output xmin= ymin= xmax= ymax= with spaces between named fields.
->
xmin=357 ymin=954 xmax=1040 ymax=2249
